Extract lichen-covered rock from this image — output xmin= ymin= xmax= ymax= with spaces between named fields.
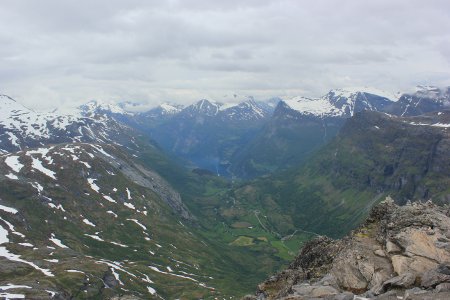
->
xmin=251 ymin=198 xmax=450 ymax=299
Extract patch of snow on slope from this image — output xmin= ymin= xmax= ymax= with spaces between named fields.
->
xmin=5 ymin=173 xmax=18 ymax=180
xmin=408 ymin=121 xmax=450 ymax=128
xmin=48 ymin=203 xmax=66 ymax=212
xmin=95 ymin=260 xmax=137 ymax=284
xmin=6 ymin=132 xmax=20 ymax=148
xmin=79 ymin=161 xmax=91 ymax=168
xmin=0 ymin=284 xmax=31 ymax=290
xmin=103 ymin=195 xmax=116 ymax=203
xmin=66 ymin=269 xmax=85 ymax=274
xmin=0 ymin=204 xmax=18 ymax=214
xmin=4 ymin=156 xmax=23 ymax=173
xmin=84 ymin=234 xmax=104 ymax=241
xmin=30 ymin=182 xmax=44 ymax=194
xmin=29 ymin=156 xmax=56 ymax=179
xmin=82 ymin=219 xmax=96 ymax=227
xmin=109 ymin=241 xmax=128 ymax=248
xmin=107 ymin=211 xmax=118 ymax=218
xmin=148 ymin=265 xmax=211 ymax=287
xmin=0 ymin=223 xmax=54 ymax=277
xmin=0 ymin=217 xmax=25 ymax=238
xmin=87 ymin=178 xmax=100 ymax=193
xmin=147 ymin=286 xmax=156 ymax=295
xmin=49 ymin=234 xmax=68 ymax=248
xmin=0 ymin=292 xmax=26 ymax=299
xmin=127 ymin=219 xmax=147 ymax=230
xmin=124 ymin=202 xmax=135 ymax=210
xmin=91 ymin=145 xmax=113 ymax=158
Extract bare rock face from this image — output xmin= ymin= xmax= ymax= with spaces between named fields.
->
xmin=247 ymin=198 xmax=450 ymax=299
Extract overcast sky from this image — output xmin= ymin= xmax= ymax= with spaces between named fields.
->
xmin=1 ymin=0 xmax=450 ymax=111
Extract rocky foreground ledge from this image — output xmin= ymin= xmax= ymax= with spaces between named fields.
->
xmin=245 ymin=197 xmax=450 ymax=299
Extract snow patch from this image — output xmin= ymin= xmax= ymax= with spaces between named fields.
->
xmin=106 ymin=210 xmax=118 ymax=218
xmin=0 ymin=204 xmax=18 ymax=214
xmin=102 ymin=195 xmax=116 ymax=203
xmin=87 ymin=178 xmax=100 ymax=193
xmin=4 ymin=156 xmax=23 ymax=173
xmin=147 ymin=286 xmax=156 ymax=295
xmin=124 ymin=202 xmax=135 ymax=210
xmin=49 ymin=234 xmax=68 ymax=248
xmin=29 ymin=156 xmax=56 ymax=179
xmin=82 ymin=219 xmax=96 ymax=227
xmin=5 ymin=173 xmax=18 ymax=180
xmin=84 ymin=234 xmax=104 ymax=241
xmin=126 ymin=219 xmax=147 ymax=230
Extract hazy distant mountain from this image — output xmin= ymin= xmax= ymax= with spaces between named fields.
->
xmin=386 ymin=85 xmax=450 ymax=116
xmin=143 ymin=98 xmax=278 ymax=175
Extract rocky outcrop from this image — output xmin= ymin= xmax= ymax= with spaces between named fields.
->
xmin=247 ymin=197 xmax=450 ymax=299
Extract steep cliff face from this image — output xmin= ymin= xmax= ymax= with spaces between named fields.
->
xmin=247 ymin=198 xmax=450 ymax=299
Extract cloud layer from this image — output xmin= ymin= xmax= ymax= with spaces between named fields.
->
xmin=1 ymin=0 xmax=450 ymax=110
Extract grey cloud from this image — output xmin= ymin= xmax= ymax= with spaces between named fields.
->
xmin=1 ymin=0 xmax=450 ymax=110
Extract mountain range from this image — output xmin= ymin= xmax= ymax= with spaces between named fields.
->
xmin=1 ymin=85 xmax=450 ymax=298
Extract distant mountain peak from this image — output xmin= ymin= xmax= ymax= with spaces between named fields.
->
xmin=329 ymin=87 xmax=400 ymax=101
xmin=412 ymin=85 xmax=447 ymax=99
xmin=183 ymin=99 xmax=221 ymax=116
xmin=79 ymin=100 xmax=131 ymax=116
xmin=281 ymin=87 xmax=396 ymax=118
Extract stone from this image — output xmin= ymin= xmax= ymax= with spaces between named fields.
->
xmin=382 ymin=273 xmax=416 ymax=290
xmin=437 ymin=264 xmax=450 ymax=275
xmin=391 ymin=255 xmax=411 ymax=275
xmin=421 ymin=266 xmax=450 ymax=288
xmin=318 ymin=274 xmax=338 ymax=287
xmin=328 ymin=292 xmax=354 ymax=300
xmin=391 ymin=255 xmax=437 ymax=276
xmin=436 ymin=282 xmax=450 ymax=292
xmin=386 ymin=240 xmax=402 ymax=254
xmin=374 ymin=249 xmax=386 ymax=257
xmin=369 ymin=270 xmax=392 ymax=295
xmin=291 ymin=284 xmax=314 ymax=296
xmin=331 ymin=258 xmax=368 ymax=293
xmin=310 ymin=286 xmax=339 ymax=297
xmin=404 ymin=287 xmax=427 ymax=299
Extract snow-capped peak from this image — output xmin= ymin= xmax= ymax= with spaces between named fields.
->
xmin=217 ymin=98 xmax=268 ymax=120
xmin=79 ymin=100 xmax=131 ymax=116
xmin=328 ymin=87 xmax=399 ymax=102
xmin=158 ymin=103 xmax=183 ymax=114
xmin=0 ymin=94 xmax=33 ymax=116
xmin=282 ymin=87 xmax=397 ymax=118
xmin=183 ymin=99 xmax=221 ymax=116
